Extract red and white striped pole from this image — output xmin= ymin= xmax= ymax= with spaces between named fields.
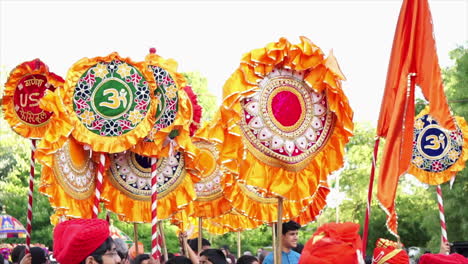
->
xmin=436 ymin=185 xmax=448 ymax=244
xmin=151 ymin=157 xmax=162 ymax=260
xmin=92 ymin=153 xmax=105 ymax=218
xmin=25 ymin=140 xmax=36 ymax=253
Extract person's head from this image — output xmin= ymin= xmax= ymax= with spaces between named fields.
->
xmin=165 ymin=256 xmax=192 ymax=264
xmin=187 ymin=238 xmax=211 ymax=254
xmin=299 ymin=222 xmax=364 ymax=264
xmin=11 ymin=246 xmax=26 ymax=264
xmin=113 ymin=239 xmax=128 ymax=262
xmin=53 ymin=218 xmax=121 ymax=264
xmin=220 ymin=246 xmax=230 ymax=255
xmin=199 ymin=249 xmax=227 ymax=264
xmin=236 ymin=255 xmax=258 ymax=264
xmin=30 ymin=247 xmax=48 ymax=264
xmin=128 ymin=243 xmax=144 ymax=260
xmin=281 ymin=221 xmax=301 ymax=250
xmin=258 ymin=250 xmax=269 ymax=264
xmin=372 ymin=238 xmax=409 ymax=264
xmin=133 ymin=254 xmax=150 ymax=264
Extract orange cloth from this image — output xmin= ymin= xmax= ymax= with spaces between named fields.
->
xmin=299 ymin=222 xmax=363 ymax=264
xmin=129 ymin=242 xmax=145 ymax=259
xmin=376 ymin=0 xmax=455 ymax=236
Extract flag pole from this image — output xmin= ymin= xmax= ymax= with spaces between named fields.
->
xmin=362 ymin=137 xmax=380 ymax=255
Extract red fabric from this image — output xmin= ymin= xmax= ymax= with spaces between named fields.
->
xmin=299 ymin=222 xmax=362 ymax=264
xmin=53 ymin=219 xmax=110 ymax=264
xmin=419 ymin=253 xmax=468 ymax=264
xmin=372 ymin=247 xmax=409 ymax=264
xmin=183 ymin=86 xmax=202 ymax=136
xmin=271 ymin=91 xmax=302 ymax=126
xmin=376 ymin=0 xmax=455 ymax=237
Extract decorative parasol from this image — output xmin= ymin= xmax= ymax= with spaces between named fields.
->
xmin=0 ymin=207 xmax=27 ymax=239
xmin=408 ymin=106 xmax=468 ymax=185
xmin=219 ymin=36 xmax=353 ymax=202
xmin=2 ymin=59 xmax=64 ymax=250
xmin=218 ymin=37 xmax=353 ymax=263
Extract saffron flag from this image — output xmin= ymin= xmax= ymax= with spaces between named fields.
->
xmin=376 ymin=0 xmax=455 ymax=236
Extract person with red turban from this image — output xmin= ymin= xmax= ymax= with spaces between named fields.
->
xmin=419 ymin=253 xmax=468 ymax=264
xmin=298 ymin=222 xmax=365 ymax=264
xmin=372 ymin=238 xmax=409 ymax=264
xmin=53 ymin=219 xmax=121 ymax=264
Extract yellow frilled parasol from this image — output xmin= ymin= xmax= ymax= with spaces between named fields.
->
xmin=2 ymin=59 xmax=64 ymax=139
xmin=101 ymin=52 xmax=201 ymax=223
xmin=407 ymin=106 xmax=468 ymax=185
xmin=101 ymin=150 xmax=196 ymax=222
xmin=36 ymin=52 xmax=158 ymax=221
xmin=217 ymin=37 xmax=353 ymax=224
xmin=38 ymin=137 xmax=98 ymax=220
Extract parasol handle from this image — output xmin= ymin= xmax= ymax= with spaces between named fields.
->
xmin=25 ymin=139 xmax=36 ymax=253
xmin=92 ymin=154 xmax=105 ymax=218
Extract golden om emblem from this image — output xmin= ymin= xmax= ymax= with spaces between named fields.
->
xmin=99 ymin=88 xmax=128 ymax=109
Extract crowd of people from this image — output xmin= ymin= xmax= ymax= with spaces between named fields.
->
xmin=1 ymin=219 xmax=467 ymax=264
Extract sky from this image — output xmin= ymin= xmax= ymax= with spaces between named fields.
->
xmin=1 ymin=0 xmax=466 ymax=125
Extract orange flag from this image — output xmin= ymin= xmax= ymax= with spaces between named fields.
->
xmin=376 ymin=0 xmax=455 ymax=237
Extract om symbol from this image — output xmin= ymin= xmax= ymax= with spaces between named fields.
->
xmin=99 ymin=88 xmax=128 ymax=109
xmin=424 ymin=134 xmax=446 ymax=150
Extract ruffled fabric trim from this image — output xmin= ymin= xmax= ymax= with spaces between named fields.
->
xmin=36 ymin=87 xmax=74 ymax=167
xmin=101 ymin=163 xmax=196 ymax=223
xmin=407 ymin=107 xmax=468 ymax=185
xmin=224 ymin=173 xmax=330 ymax=224
xmin=218 ymin=37 xmax=353 ymax=204
xmin=64 ymin=52 xmax=157 ymax=153
xmin=38 ymin=138 xmax=98 ymax=220
xmin=2 ymin=59 xmax=65 ymax=139
xmin=39 ymin=166 xmax=96 ymax=220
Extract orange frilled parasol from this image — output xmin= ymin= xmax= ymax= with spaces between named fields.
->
xmin=217 ymin=37 xmax=353 ymax=224
xmin=101 ymin=53 xmax=201 ymax=223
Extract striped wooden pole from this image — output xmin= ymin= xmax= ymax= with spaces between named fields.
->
xmin=151 ymin=157 xmax=162 ymax=260
xmin=436 ymin=185 xmax=448 ymax=245
xmin=25 ymin=139 xmax=36 ymax=252
xmin=92 ymin=153 xmax=105 ymax=218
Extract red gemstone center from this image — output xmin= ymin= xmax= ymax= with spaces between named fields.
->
xmin=271 ymin=90 xmax=302 ymax=127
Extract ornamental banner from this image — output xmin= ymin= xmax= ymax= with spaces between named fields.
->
xmin=219 ymin=37 xmax=354 ymax=207
xmin=408 ymin=107 xmax=468 ymax=185
xmin=2 ymin=59 xmax=64 ymax=139
xmin=39 ymin=137 xmax=97 ymax=220
xmin=133 ymin=52 xmax=196 ymax=159
xmin=101 ymin=150 xmax=196 ymax=222
xmin=63 ymin=53 xmax=156 ymax=153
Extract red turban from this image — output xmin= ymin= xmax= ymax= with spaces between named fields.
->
xmin=53 ymin=219 xmax=110 ymax=264
xmin=299 ymin=222 xmax=364 ymax=264
xmin=372 ymin=238 xmax=409 ymax=264
xmin=419 ymin=253 xmax=468 ymax=264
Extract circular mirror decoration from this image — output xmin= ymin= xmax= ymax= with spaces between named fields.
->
xmin=3 ymin=59 xmax=63 ymax=139
xmin=73 ymin=60 xmax=151 ymax=137
xmin=53 ymin=138 xmax=95 ymax=200
xmin=193 ymin=141 xmax=223 ymax=202
xmin=146 ymin=65 xmax=179 ymax=140
xmin=240 ymin=69 xmax=335 ymax=171
xmin=108 ymin=151 xmax=185 ymax=201
xmin=412 ymin=114 xmax=463 ymax=173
